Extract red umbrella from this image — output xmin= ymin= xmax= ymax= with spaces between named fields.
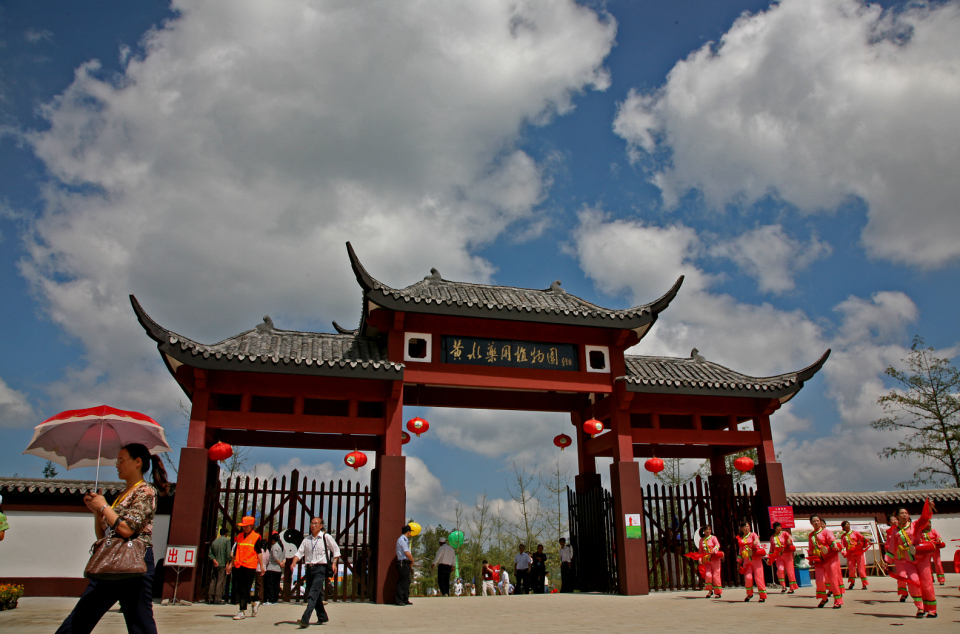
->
xmin=23 ymin=405 xmax=171 ymax=487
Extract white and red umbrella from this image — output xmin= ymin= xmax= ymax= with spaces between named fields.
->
xmin=23 ymin=405 xmax=171 ymax=487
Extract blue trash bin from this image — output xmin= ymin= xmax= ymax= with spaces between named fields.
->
xmin=796 ymin=567 xmax=811 ymax=587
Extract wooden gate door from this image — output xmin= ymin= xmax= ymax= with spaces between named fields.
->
xmin=567 ymin=486 xmax=618 ymax=593
xmin=202 ymin=468 xmax=373 ymax=603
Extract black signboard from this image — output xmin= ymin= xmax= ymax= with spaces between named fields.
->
xmin=442 ymin=336 xmax=579 ymax=371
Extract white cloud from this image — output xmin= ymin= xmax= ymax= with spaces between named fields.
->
xmin=17 ymin=0 xmax=616 ymax=414
xmin=708 ymin=224 xmax=831 ymax=294
xmin=24 ymin=29 xmax=54 ymax=44
xmin=0 ymin=377 xmax=35 ymax=428
xmin=614 ymin=0 xmax=960 ymax=268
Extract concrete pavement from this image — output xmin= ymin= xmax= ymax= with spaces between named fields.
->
xmin=1 ymin=576 xmax=957 ymax=632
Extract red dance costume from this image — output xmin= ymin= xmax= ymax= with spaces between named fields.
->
xmin=921 ymin=527 xmax=946 ymax=585
xmin=884 ymin=525 xmax=908 ymax=599
xmin=769 ymin=531 xmax=797 ymax=591
xmin=808 ymin=526 xmax=843 ymax=607
xmin=737 ymin=531 xmax=766 ymax=601
xmin=840 ymin=528 xmax=869 ymax=589
xmin=892 ymin=521 xmax=937 ymax=616
xmin=698 ymin=535 xmax=723 ymax=597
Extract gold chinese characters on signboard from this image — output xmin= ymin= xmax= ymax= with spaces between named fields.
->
xmin=442 ymin=336 xmax=578 ymax=371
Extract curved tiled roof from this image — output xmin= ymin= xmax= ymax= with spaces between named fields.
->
xmin=0 ymin=477 xmax=175 ymax=496
xmin=131 ymin=296 xmax=403 ymax=381
xmin=787 ymin=489 xmax=960 ymax=507
xmin=347 ymin=242 xmax=682 ymax=332
xmin=619 ymin=348 xmax=829 ymax=400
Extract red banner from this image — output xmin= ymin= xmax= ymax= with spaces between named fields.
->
xmin=768 ymin=506 xmax=795 ymax=528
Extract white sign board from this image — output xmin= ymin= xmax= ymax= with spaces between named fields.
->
xmin=164 ymin=545 xmax=198 ymax=568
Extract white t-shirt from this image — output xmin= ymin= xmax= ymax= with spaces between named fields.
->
xmin=515 ymin=552 xmax=532 ymax=570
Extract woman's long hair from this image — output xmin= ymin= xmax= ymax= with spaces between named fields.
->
xmin=123 ymin=443 xmax=170 ymax=494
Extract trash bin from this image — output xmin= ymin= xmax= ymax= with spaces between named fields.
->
xmin=796 ymin=567 xmax=811 ymax=587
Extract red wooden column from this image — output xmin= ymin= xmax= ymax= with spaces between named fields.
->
xmin=608 ymin=385 xmax=649 ymax=596
xmin=372 ymin=325 xmax=407 ymax=605
xmin=572 ymin=411 xmax=600 ymax=492
xmin=752 ymin=413 xmax=787 ymax=540
xmin=164 ymin=386 xmax=217 ymax=601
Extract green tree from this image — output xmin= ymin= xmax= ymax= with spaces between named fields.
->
xmin=42 ymin=460 xmax=59 ymax=478
xmin=871 ymin=336 xmax=960 ymax=488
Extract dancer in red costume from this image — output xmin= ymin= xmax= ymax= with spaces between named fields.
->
xmin=892 ymin=505 xmax=937 ymax=618
xmin=768 ymin=522 xmax=797 ymax=593
xmin=698 ymin=524 xmax=723 ymax=598
xmin=808 ymin=514 xmax=843 ymax=608
xmin=884 ymin=513 xmax=908 ymax=601
xmin=736 ymin=520 xmax=766 ymax=603
xmin=920 ymin=524 xmax=946 ymax=585
xmin=839 ymin=521 xmax=869 ymax=590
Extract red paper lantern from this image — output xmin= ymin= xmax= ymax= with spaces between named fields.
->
xmin=344 ymin=450 xmax=368 ymax=471
xmin=401 ymin=431 xmax=411 ymax=445
xmin=406 ymin=416 xmax=430 ymax=437
xmin=583 ymin=419 xmax=604 ymax=437
xmin=644 ymin=457 xmax=665 ymax=474
xmin=553 ymin=434 xmax=572 ymax=450
xmin=733 ymin=456 xmax=755 ymax=472
xmin=208 ymin=442 xmax=233 ymax=462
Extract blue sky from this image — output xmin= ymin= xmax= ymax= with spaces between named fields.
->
xmin=1 ymin=0 xmax=958 ymax=530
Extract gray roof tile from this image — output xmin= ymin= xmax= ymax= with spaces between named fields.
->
xmin=0 ymin=477 xmax=175 ymax=496
xmin=787 ymin=489 xmax=960 ymax=507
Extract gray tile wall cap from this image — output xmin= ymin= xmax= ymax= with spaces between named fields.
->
xmin=618 ymin=349 xmax=830 ymax=400
xmin=347 ymin=241 xmax=683 ymax=329
xmin=0 ymin=477 xmax=175 ymax=496
xmin=787 ymin=488 xmax=960 ymax=507
xmin=131 ymin=295 xmax=403 ymax=380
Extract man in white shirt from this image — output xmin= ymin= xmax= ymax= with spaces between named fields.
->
xmin=559 ymin=537 xmax=575 ymax=593
xmin=395 ymin=525 xmax=414 ymax=606
xmin=291 ymin=516 xmax=340 ymax=628
xmin=514 ymin=544 xmax=533 ymax=594
xmin=498 ymin=567 xmax=512 ymax=595
xmin=431 ymin=537 xmax=457 ymax=596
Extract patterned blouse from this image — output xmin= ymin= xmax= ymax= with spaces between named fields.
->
xmin=101 ymin=483 xmax=157 ymax=547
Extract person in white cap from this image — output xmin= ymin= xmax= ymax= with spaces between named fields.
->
xmin=432 ymin=537 xmax=456 ymax=596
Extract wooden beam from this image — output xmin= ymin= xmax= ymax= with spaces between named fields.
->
xmin=403 ymin=386 xmax=585 ymax=412
xmin=632 ymin=428 xmax=761 ymax=446
xmin=407 ymin=366 xmax=613 ymax=393
xmin=207 ymin=411 xmax=386 ymax=435
xmin=632 ymin=445 xmax=717 ymax=459
xmin=218 ymin=429 xmax=380 ymax=451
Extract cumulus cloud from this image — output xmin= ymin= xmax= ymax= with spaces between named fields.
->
xmin=614 ymin=0 xmax=960 ymax=268
xmin=0 ymin=377 xmax=35 ymax=428
xmin=17 ymin=0 xmax=615 ymax=414
xmin=708 ymin=224 xmax=831 ymax=294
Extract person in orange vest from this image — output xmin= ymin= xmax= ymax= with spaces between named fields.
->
xmin=226 ymin=516 xmax=264 ymax=620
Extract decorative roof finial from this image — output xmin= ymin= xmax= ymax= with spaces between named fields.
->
xmin=424 ymin=268 xmax=442 ymax=282
xmin=690 ymin=348 xmax=705 ymax=363
xmin=257 ymin=316 xmax=275 ymax=333
xmin=549 ymin=280 xmax=563 ymax=292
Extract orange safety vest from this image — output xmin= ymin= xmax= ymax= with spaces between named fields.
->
xmin=234 ymin=530 xmax=261 ymax=569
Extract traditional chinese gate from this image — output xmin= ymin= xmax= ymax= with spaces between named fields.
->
xmin=567 ymin=486 xmax=618 ymax=593
xmin=643 ymin=476 xmax=756 ymax=592
xmin=201 ymin=468 xmax=373 ymax=603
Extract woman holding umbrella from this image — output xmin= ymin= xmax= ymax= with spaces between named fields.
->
xmin=56 ymin=443 xmax=169 ymax=634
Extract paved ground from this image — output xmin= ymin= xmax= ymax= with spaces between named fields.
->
xmin=1 ymin=576 xmax=957 ymax=633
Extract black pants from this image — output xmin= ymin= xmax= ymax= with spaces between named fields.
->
xmin=56 ymin=546 xmax=157 ymax=634
xmin=233 ymin=566 xmax=257 ymax=611
xmin=515 ymin=568 xmax=530 ymax=594
xmin=532 ymin=568 xmax=546 ymax=593
xmin=301 ymin=564 xmax=329 ymax=624
xmin=437 ymin=563 xmax=452 ymax=596
xmin=560 ymin=561 xmax=575 ymax=592
xmin=264 ymin=570 xmax=282 ymax=603
xmin=396 ymin=560 xmax=411 ymax=604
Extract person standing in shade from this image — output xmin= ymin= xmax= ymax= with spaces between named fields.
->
xmin=514 ymin=544 xmax=532 ymax=594
xmin=227 ymin=515 xmax=264 ymax=620
xmin=530 ymin=544 xmax=548 ymax=594
xmin=291 ymin=516 xmax=340 ymax=628
xmin=263 ymin=531 xmax=284 ymax=604
xmin=558 ymin=537 xmax=574 ymax=593
xmin=699 ymin=525 xmax=723 ymax=599
xmin=207 ymin=527 xmax=231 ymax=604
xmin=395 ymin=525 xmax=414 ymax=606
xmin=431 ymin=537 xmax=456 ymax=596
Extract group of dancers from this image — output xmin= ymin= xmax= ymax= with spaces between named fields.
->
xmin=695 ymin=504 xmax=946 ymax=619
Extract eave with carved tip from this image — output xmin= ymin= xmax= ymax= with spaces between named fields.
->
xmin=133 ymin=241 xmax=828 ymax=603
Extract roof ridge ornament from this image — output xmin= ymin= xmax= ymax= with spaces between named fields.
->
xmin=424 ymin=268 xmax=442 ymax=283
xmin=549 ymin=280 xmax=563 ymax=292
xmin=690 ymin=348 xmax=705 ymax=363
xmin=256 ymin=316 xmax=275 ymax=333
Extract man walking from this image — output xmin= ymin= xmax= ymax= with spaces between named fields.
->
xmin=227 ymin=516 xmax=264 ymax=620
xmin=514 ymin=544 xmax=532 ymax=594
xmin=396 ymin=525 xmax=414 ymax=606
xmin=291 ymin=516 xmax=340 ymax=628
xmin=559 ymin=537 xmax=574 ymax=593
xmin=432 ymin=537 xmax=456 ymax=596
xmin=207 ymin=527 xmax=230 ymax=604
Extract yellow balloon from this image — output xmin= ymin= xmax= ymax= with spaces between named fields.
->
xmin=408 ymin=522 xmax=422 ymax=537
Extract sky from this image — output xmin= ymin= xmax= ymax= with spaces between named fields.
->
xmin=1 ymin=0 xmax=958 ymax=531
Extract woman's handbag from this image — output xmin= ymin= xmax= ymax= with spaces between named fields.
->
xmin=84 ymin=519 xmax=146 ymax=580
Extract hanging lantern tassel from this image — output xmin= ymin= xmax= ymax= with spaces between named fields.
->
xmin=345 ymin=450 xmax=368 ymax=471
xmin=644 ymin=457 xmax=665 ymax=474
xmin=406 ymin=416 xmax=430 ymax=437
xmin=208 ymin=442 xmax=233 ymax=462
xmin=583 ymin=418 xmax=604 ymax=438
xmin=401 ymin=431 xmax=411 ymax=445
xmin=553 ymin=434 xmax=572 ymax=450
xmin=733 ymin=456 xmax=755 ymax=473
